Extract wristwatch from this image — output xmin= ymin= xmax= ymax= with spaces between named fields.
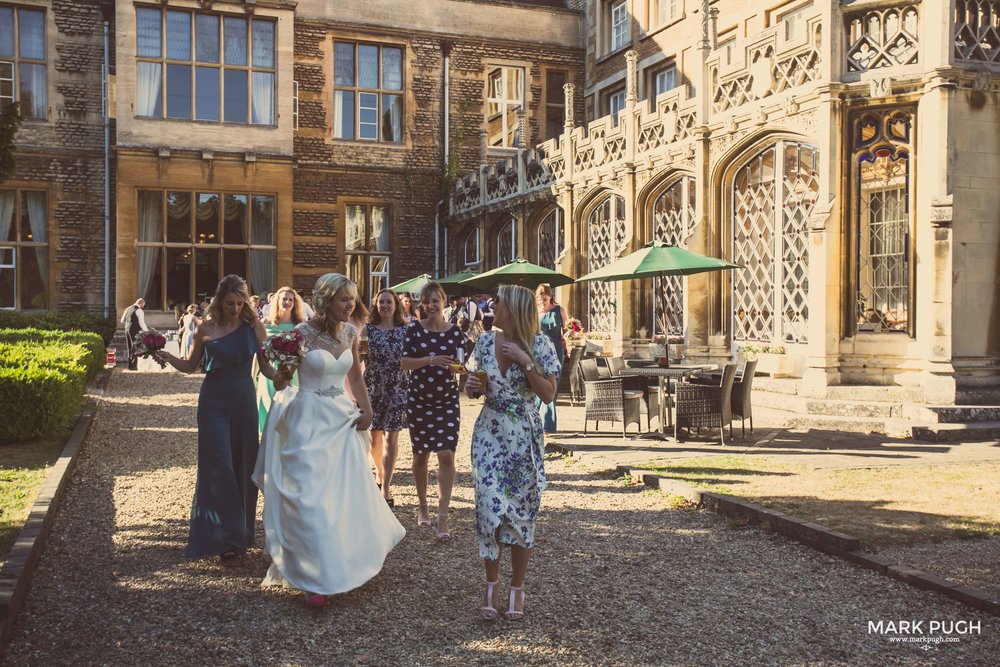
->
xmin=524 ymin=362 xmax=537 ymax=374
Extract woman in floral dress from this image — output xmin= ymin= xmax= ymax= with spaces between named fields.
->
xmin=364 ymin=288 xmax=408 ymax=506
xmin=464 ymin=285 xmax=559 ymax=622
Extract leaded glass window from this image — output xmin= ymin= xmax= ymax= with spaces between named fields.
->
xmin=537 ymin=207 xmax=563 ymax=270
xmin=732 ymin=140 xmax=818 ymax=345
xmin=496 ymin=217 xmax=515 ymax=267
xmin=345 ymin=204 xmax=391 ymax=304
xmin=464 ymin=228 xmax=480 ymax=266
xmin=652 ymin=176 xmax=695 ymax=336
xmin=852 ymin=109 xmax=913 ymax=334
xmin=587 ymin=195 xmax=627 ymax=332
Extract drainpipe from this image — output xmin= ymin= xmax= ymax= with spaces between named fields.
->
xmin=436 ymin=40 xmax=453 ymax=278
xmin=103 ymin=19 xmax=111 ymax=318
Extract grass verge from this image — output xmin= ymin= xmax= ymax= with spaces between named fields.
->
xmin=0 ymin=435 xmax=66 ymax=559
xmin=639 ymin=456 xmax=1000 ymax=548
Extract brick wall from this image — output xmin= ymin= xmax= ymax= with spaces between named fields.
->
xmin=10 ymin=0 xmax=111 ymax=312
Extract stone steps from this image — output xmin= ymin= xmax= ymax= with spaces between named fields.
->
xmin=910 ymin=421 xmax=1000 ymax=442
xmin=753 ymin=405 xmax=912 ymax=437
xmin=904 ymin=405 xmax=1000 ymax=424
xmin=751 ymin=390 xmax=904 ymax=419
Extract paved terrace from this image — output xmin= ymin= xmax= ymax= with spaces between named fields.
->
xmin=2 ymin=371 xmax=997 ymax=665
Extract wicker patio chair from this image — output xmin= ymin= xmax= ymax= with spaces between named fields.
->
xmin=731 ymin=358 xmax=758 ymax=437
xmin=674 ymin=363 xmax=737 ymax=445
xmin=564 ymin=345 xmax=585 ymax=405
xmin=607 ymin=356 xmax=625 ymax=376
xmin=580 ymin=359 xmax=644 ymax=437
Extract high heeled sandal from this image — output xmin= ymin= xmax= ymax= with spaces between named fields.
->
xmin=480 ymin=580 xmax=499 ymax=621
xmin=504 ymin=586 xmax=525 ymax=620
xmin=304 ymin=593 xmax=327 ymax=607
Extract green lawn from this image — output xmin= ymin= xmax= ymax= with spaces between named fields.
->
xmin=0 ymin=436 xmax=65 ymax=559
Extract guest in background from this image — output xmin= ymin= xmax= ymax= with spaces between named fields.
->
xmin=535 ymin=283 xmax=569 ymax=433
xmin=250 ymin=295 xmax=263 ymax=320
xmin=121 ymin=298 xmax=147 ymax=371
xmin=401 ymin=282 xmax=466 ymax=541
xmin=173 ymin=303 xmax=186 ymax=327
xmin=179 ymin=304 xmax=201 ymax=360
xmin=464 ymin=284 xmax=559 ymax=621
xmin=256 ymin=286 xmax=306 ymax=434
xmin=156 ymin=275 xmax=277 ymax=561
xmin=399 ymin=293 xmax=418 ymax=324
xmin=364 ymin=288 xmax=408 ymax=507
xmin=480 ymin=293 xmax=495 ymax=331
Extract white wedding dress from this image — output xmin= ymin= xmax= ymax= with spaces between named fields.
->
xmin=253 ymin=322 xmax=405 ymax=595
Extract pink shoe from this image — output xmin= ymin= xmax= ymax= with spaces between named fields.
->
xmin=480 ymin=580 xmax=499 ymax=621
xmin=304 ymin=594 xmax=327 ymax=607
xmin=504 ymin=586 xmax=525 ymax=620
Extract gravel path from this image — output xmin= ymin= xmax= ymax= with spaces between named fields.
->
xmin=3 ymin=371 xmax=997 ymax=666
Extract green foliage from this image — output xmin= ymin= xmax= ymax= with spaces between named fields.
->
xmin=0 ymin=310 xmax=116 ymax=346
xmin=0 ymin=328 xmax=104 ymax=379
xmin=0 ymin=334 xmax=97 ymax=441
xmin=0 ymin=102 xmax=23 ymax=184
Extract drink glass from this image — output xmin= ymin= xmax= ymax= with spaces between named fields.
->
xmin=473 ymin=369 xmax=488 ymax=394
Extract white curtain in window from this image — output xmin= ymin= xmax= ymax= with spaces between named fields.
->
xmin=251 ymin=72 xmax=273 ymax=125
xmin=137 ymin=195 xmax=162 ymax=302
xmin=24 ymin=191 xmax=46 ymax=290
xmin=136 ymin=62 xmax=161 ymax=116
xmin=250 ymin=249 xmax=275 ymax=295
xmin=0 ymin=191 xmax=13 ymax=242
xmin=19 ymin=63 xmax=46 ymax=118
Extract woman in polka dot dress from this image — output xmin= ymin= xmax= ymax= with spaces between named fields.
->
xmin=401 ymin=281 xmax=467 ymax=541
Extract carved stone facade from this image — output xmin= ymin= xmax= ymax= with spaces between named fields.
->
xmin=445 ymin=0 xmax=1000 ymax=404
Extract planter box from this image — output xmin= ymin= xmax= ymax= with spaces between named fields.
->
xmin=753 ymin=352 xmax=793 ymax=378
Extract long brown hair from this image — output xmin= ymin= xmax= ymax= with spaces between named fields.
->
xmin=205 ymin=275 xmax=258 ymax=325
xmin=370 ymin=288 xmax=406 ymax=327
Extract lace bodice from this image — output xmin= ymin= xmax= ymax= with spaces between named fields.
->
xmin=294 ymin=322 xmax=356 ymax=399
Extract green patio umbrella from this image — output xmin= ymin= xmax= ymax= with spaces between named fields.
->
xmin=574 ymin=241 xmax=742 ymax=282
xmin=460 ymin=258 xmax=575 ymax=291
xmin=388 ymin=273 xmax=432 ymax=294
xmin=437 ymin=269 xmax=480 ymax=296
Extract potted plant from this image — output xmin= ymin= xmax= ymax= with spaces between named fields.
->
xmin=667 ymin=334 xmax=685 ymax=362
xmin=738 ymin=343 xmax=791 ymax=377
xmin=648 ymin=334 xmax=667 ymax=359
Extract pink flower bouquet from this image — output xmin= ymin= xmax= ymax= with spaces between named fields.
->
xmin=134 ymin=329 xmax=168 ymax=368
xmin=261 ymin=329 xmax=307 ymax=372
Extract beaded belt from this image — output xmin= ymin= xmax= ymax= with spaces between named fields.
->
xmin=301 ymin=385 xmax=344 ymax=399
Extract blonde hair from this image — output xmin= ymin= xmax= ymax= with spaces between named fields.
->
xmin=206 ymin=275 xmax=257 ymax=324
xmin=418 ymin=281 xmax=447 ymax=307
xmin=265 ymin=286 xmax=306 ymax=325
xmin=497 ymin=285 xmax=540 ymax=367
xmin=312 ymin=273 xmax=359 ymax=332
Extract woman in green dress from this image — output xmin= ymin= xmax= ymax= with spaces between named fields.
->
xmin=256 ymin=286 xmax=306 ymax=433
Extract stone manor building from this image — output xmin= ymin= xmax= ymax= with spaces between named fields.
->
xmin=446 ymin=0 xmax=1000 ymax=406
xmin=3 ymin=0 xmax=1000 ymax=406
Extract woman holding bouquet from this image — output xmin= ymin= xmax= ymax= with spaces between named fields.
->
xmin=256 ymin=287 xmax=306 ymax=433
xmin=535 ymin=284 xmax=570 ymax=433
xmin=364 ymin=288 xmax=408 ymax=506
xmin=254 ymin=273 xmax=404 ymax=606
xmin=464 ymin=285 xmax=559 ymax=621
xmin=156 ymin=275 xmax=278 ymax=561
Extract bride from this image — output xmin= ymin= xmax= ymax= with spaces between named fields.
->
xmin=253 ymin=273 xmax=405 ymax=606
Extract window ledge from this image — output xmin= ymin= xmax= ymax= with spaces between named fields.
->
xmin=134 ymin=115 xmax=278 ymax=129
xmin=596 ymin=44 xmax=633 ymax=66
xmin=328 ymin=138 xmax=408 ymax=149
xmin=641 ymin=13 xmax=686 ymax=42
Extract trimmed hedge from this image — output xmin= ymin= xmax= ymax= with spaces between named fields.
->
xmin=0 ymin=311 xmax=116 ymax=345
xmin=0 ymin=328 xmax=104 ymax=380
xmin=0 ymin=340 xmax=89 ymax=442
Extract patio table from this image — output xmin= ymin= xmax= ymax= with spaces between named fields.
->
xmin=621 ymin=363 xmax=716 ymax=437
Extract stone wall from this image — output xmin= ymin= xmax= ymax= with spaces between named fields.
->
xmin=8 ymin=0 xmax=111 ymax=312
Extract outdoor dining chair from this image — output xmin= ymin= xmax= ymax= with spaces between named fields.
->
xmin=731 ymin=358 xmax=758 ymax=437
xmin=673 ymin=363 xmax=737 ymax=445
xmin=607 ymin=357 xmax=626 ymax=376
xmin=580 ymin=358 xmax=645 ymax=436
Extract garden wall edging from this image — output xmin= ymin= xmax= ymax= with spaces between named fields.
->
xmin=617 ymin=466 xmax=1000 ymax=618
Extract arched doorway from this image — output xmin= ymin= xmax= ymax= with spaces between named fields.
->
xmin=586 ymin=194 xmax=626 ymax=332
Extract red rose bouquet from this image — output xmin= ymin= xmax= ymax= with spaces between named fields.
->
xmin=261 ymin=329 xmax=307 ymax=372
xmin=134 ymin=328 xmax=168 ymax=368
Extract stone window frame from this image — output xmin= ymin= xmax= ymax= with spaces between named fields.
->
xmin=0 ymin=5 xmax=47 ymax=120
xmin=344 ymin=202 xmax=392 ymax=305
xmin=647 ymin=61 xmax=677 ymax=101
xmin=604 ymin=85 xmax=626 ymax=124
xmin=133 ymin=5 xmax=277 ymax=125
xmin=542 ymin=68 xmax=568 ymax=142
xmin=485 ymin=64 xmax=526 ymax=150
xmin=770 ymin=0 xmax=813 ymax=42
xmin=331 ymin=40 xmax=405 ymax=144
xmin=464 ymin=227 xmax=480 ymax=267
xmin=847 ymin=106 xmax=916 ymax=337
xmin=609 ymin=0 xmax=631 ymax=54
xmin=0 ymin=187 xmax=49 ymax=310
xmin=134 ymin=189 xmax=277 ymax=310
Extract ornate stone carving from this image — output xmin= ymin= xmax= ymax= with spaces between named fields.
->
xmin=870 ymin=76 xmax=892 ymax=97
xmin=807 ymin=196 xmax=836 ymax=232
xmin=846 ymin=4 xmax=919 ymax=72
xmin=625 ymin=50 xmax=638 ymax=103
xmin=930 ymin=194 xmax=954 ymax=228
xmin=954 ymin=1 xmax=1000 ymax=63
xmin=563 ymin=82 xmax=576 ymax=129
